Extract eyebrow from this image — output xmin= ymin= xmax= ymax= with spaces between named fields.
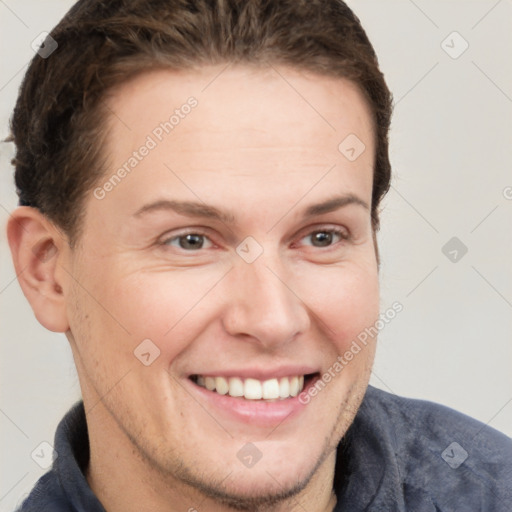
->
xmin=133 ymin=199 xmax=235 ymax=224
xmin=133 ymin=194 xmax=369 ymax=223
xmin=301 ymin=194 xmax=369 ymax=217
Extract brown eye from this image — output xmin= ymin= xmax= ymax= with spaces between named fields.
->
xmin=164 ymin=233 xmax=212 ymax=250
xmin=300 ymin=229 xmax=347 ymax=248
xmin=311 ymin=231 xmax=334 ymax=247
xmin=179 ymin=234 xmax=204 ymax=249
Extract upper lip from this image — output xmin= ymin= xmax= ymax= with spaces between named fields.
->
xmin=188 ymin=365 xmax=319 ymax=381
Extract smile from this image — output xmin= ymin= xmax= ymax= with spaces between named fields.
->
xmin=190 ymin=374 xmax=317 ymax=401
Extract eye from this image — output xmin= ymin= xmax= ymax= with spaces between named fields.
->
xmin=299 ymin=229 xmax=348 ymax=248
xmin=163 ymin=233 xmax=213 ymax=251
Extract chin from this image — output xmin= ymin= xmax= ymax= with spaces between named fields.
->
xmin=165 ymin=434 xmax=334 ymax=511
xmin=181 ymin=468 xmax=315 ymax=511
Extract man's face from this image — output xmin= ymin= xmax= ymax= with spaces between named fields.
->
xmin=63 ymin=66 xmax=379 ymax=505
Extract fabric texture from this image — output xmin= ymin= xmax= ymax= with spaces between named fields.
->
xmin=16 ymin=385 xmax=512 ymax=512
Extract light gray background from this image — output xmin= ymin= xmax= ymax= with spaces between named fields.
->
xmin=1 ymin=1 xmax=511 ymax=510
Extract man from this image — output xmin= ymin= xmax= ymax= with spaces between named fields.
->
xmin=6 ymin=0 xmax=511 ymax=511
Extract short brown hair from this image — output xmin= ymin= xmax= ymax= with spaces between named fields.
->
xmin=10 ymin=0 xmax=393 ymax=244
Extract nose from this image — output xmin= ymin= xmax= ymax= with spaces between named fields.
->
xmin=221 ymin=258 xmax=310 ymax=349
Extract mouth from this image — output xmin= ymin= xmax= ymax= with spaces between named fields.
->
xmin=186 ymin=370 xmax=321 ymax=427
xmin=189 ymin=373 xmax=319 ymax=401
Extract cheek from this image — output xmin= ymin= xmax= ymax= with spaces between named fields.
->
xmin=69 ymin=250 xmax=378 ymax=381
xmin=295 ymin=261 xmax=380 ymax=352
xmin=82 ymin=265 xmax=229 ymax=361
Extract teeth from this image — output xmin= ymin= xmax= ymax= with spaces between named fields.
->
xmin=278 ymin=377 xmax=290 ymax=398
xmin=262 ymin=378 xmax=280 ymax=399
xmin=244 ymin=378 xmax=262 ymax=399
xmin=228 ymin=377 xmax=244 ymax=397
xmin=194 ymin=374 xmax=307 ymax=400
xmin=205 ymin=376 xmax=216 ymax=391
xmin=215 ymin=377 xmax=229 ymax=395
xmin=289 ymin=376 xmax=299 ymax=397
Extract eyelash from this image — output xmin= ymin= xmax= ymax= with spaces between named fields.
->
xmin=159 ymin=226 xmax=350 ymax=252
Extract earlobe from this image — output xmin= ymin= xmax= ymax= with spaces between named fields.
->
xmin=7 ymin=206 xmax=70 ymax=333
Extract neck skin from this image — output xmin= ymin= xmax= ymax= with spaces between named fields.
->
xmin=84 ymin=398 xmax=338 ymax=512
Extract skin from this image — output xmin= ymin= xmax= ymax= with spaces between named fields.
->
xmin=8 ymin=65 xmax=380 ymax=512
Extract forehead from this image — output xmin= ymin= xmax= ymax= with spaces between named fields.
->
xmin=93 ymin=65 xmax=375 ymax=224
xmin=105 ymin=64 xmax=375 ymax=149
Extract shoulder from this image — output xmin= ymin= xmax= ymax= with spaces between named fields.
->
xmin=361 ymin=385 xmax=512 ymax=452
xmin=357 ymin=385 xmax=512 ymax=510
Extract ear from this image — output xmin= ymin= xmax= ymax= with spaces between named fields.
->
xmin=7 ymin=206 xmax=70 ymax=333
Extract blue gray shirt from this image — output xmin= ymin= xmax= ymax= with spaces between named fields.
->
xmin=16 ymin=386 xmax=512 ymax=511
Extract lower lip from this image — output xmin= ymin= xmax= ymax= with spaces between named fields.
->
xmin=185 ymin=376 xmax=318 ymax=428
